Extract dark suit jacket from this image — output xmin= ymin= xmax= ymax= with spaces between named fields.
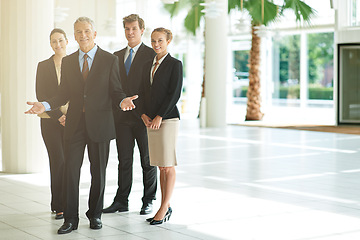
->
xmin=139 ymin=54 xmax=183 ymax=120
xmin=113 ymin=43 xmax=156 ymax=122
xmin=36 ymin=55 xmax=64 ymax=120
xmin=47 ymin=47 xmax=126 ymax=142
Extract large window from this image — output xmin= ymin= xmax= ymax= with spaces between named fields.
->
xmin=230 ymin=31 xmax=334 ymax=120
xmin=272 ymin=35 xmax=301 ymax=101
xmin=307 ymin=32 xmax=334 ymax=100
xmin=338 ymin=44 xmax=360 ymax=123
xmin=271 ymin=32 xmax=334 ymax=103
xmin=233 ymin=50 xmax=249 ymax=98
xmin=351 ymin=0 xmax=360 ymax=26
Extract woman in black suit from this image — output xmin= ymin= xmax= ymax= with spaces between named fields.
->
xmin=140 ymin=27 xmax=183 ymax=225
xmin=36 ymin=28 xmax=68 ymax=220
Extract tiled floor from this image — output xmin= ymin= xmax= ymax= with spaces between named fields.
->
xmin=1 ymin=119 xmax=360 ymax=239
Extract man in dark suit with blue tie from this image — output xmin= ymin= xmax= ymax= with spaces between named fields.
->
xmin=102 ymin=14 xmax=157 ymax=215
xmin=25 ymin=17 xmax=138 ymax=234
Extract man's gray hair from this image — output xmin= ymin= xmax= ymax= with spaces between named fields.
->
xmin=74 ymin=17 xmax=96 ymax=31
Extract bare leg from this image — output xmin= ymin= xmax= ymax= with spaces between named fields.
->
xmin=153 ymin=166 xmax=176 ymax=221
xmin=159 ymin=168 xmax=166 ymax=205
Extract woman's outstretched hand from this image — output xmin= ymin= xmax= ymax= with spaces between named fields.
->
xmin=25 ymin=102 xmax=45 ymax=114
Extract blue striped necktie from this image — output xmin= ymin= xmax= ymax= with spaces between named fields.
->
xmin=125 ymin=48 xmax=133 ymax=75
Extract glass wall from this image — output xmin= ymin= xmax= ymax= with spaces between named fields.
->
xmin=339 ymin=44 xmax=360 ymax=123
xmin=230 ymin=31 xmax=334 ymax=124
xmin=307 ymin=32 xmax=334 ymax=101
xmin=272 ymin=35 xmax=300 ymax=103
xmin=233 ymin=50 xmax=249 ymax=99
xmin=270 ymin=32 xmax=334 ymax=105
xmin=351 ymin=0 xmax=360 ymax=26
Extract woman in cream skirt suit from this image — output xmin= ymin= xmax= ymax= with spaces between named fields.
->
xmin=140 ymin=27 xmax=183 ymax=225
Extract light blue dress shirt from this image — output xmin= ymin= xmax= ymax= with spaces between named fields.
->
xmin=79 ymin=45 xmax=98 ymax=72
xmin=42 ymin=44 xmax=125 ymax=112
xmin=42 ymin=45 xmax=98 ymax=111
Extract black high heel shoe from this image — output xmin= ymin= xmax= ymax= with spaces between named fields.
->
xmin=146 ymin=207 xmax=172 ymax=222
xmin=150 ymin=207 xmax=173 ymax=225
xmin=167 ymin=207 xmax=172 ymax=220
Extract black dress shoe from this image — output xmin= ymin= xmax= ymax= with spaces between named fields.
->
xmin=57 ymin=221 xmax=78 ymax=234
xmin=102 ymin=201 xmax=128 ymax=213
xmin=140 ymin=203 xmax=153 ymax=215
xmin=89 ymin=218 xmax=102 ymax=230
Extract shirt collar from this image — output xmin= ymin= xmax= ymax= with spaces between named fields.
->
xmin=127 ymin=42 xmax=142 ymax=54
xmin=152 ymin=53 xmax=168 ymax=65
xmin=79 ymin=44 xmax=98 ymax=60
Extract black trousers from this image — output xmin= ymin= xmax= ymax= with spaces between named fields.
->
xmin=40 ymin=118 xmax=65 ymax=213
xmin=113 ymin=118 xmax=157 ymax=205
xmin=63 ymin=114 xmax=110 ymax=222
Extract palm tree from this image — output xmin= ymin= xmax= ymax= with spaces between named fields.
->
xmin=164 ymin=0 xmax=315 ymax=121
xmin=229 ymin=0 xmax=315 ymax=120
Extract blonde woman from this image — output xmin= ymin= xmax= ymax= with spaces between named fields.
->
xmin=140 ymin=27 xmax=183 ymax=225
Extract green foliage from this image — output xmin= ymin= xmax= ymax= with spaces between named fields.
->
xmin=273 ymin=32 xmax=334 ymax=86
xmin=184 ymin=3 xmax=204 ymax=35
xmin=163 ymin=0 xmax=196 ymax=17
xmin=228 ymin=0 xmax=315 ymax=26
xmin=307 ymin=32 xmax=334 ymax=85
xmin=245 ymin=0 xmax=279 ymax=26
xmin=308 ymin=87 xmax=333 ymax=100
xmin=287 ymin=36 xmax=300 ymax=80
xmin=163 ymin=0 xmax=204 ymax=36
xmin=239 ymin=87 xmax=247 ymax=97
xmin=275 ymin=35 xmax=300 ymax=84
xmin=228 ymin=0 xmax=240 ymax=12
xmin=238 ymin=85 xmax=334 ymax=99
xmin=228 ymin=0 xmax=278 ymax=26
xmin=234 ymin=50 xmax=250 ymax=74
xmin=164 ymin=0 xmax=315 ymax=35
xmin=272 ymin=85 xmax=333 ymax=99
xmin=282 ymin=0 xmax=316 ymax=24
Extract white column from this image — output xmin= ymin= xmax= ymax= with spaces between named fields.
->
xmin=0 ymin=0 xmax=54 ymax=173
xmin=204 ymin=0 xmax=228 ymax=127
xmin=300 ymin=32 xmax=308 ymax=108
xmin=186 ymin=38 xmax=203 ymax=118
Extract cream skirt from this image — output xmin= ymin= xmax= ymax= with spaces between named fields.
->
xmin=147 ymin=118 xmax=179 ymax=167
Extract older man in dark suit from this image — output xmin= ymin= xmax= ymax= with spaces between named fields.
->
xmin=103 ymin=14 xmax=157 ymax=216
xmin=25 ymin=17 xmax=137 ymax=234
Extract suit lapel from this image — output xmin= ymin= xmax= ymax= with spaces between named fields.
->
xmin=119 ymin=48 xmax=127 ymax=79
xmin=144 ymin=61 xmax=153 ymax=86
xmin=46 ymin=56 xmax=58 ymax=86
xmin=86 ymin=47 xmax=102 ymax=84
xmin=131 ymin=43 xmax=144 ymax=66
xmin=69 ymin=50 xmax=84 ymax=84
xmin=152 ymin=54 xmax=171 ymax=83
xmin=127 ymin=43 xmax=145 ymax=77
